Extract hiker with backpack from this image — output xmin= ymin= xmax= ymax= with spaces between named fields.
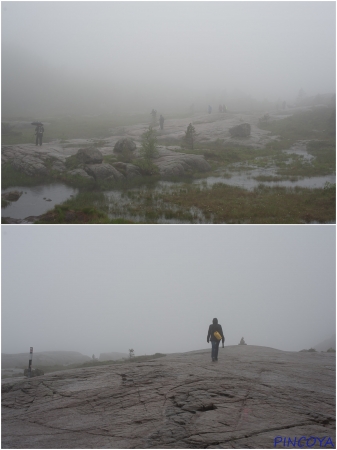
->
xmin=207 ymin=318 xmax=225 ymax=362
xmin=35 ymin=123 xmax=44 ymax=146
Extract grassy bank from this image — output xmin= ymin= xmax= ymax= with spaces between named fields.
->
xmin=33 ymin=181 xmax=335 ymax=224
xmin=159 ymin=182 xmax=335 ymax=224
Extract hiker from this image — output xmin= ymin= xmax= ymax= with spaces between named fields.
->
xmin=35 ymin=123 xmax=44 ymax=146
xmin=207 ymin=318 xmax=225 ymax=362
xmin=151 ymin=109 xmax=157 ymax=125
xmin=208 ymin=105 xmax=212 ymax=114
xmin=159 ymin=114 xmax=164 ymax=130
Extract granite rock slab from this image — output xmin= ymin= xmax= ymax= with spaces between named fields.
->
xmin=1 ymin=346 xmax=335 ymax=449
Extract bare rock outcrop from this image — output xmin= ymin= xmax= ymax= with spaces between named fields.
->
xmin=85 ymin=163 xmax=125 ymax=181
xmin=2 ymin=346 xmax=335 ymax=448
xmin=229 ymin=122 xmax=251 ymax=137
xmin=113 ymin=138 xmax=137 ymax=155
xmin=153 ymin=148 xmax=211 ymax=177
xmin=76 ymin=147 xmax=103 ymax=164
xmin=1 ymin=145 xmax=49 ymax=176
xmin=1 ymin=191 xmax=22 ymax=202
xmin=112 ymin=162 xmax=142 ymax=179
xmin=68 ymin=168 xmax=94 ymax=179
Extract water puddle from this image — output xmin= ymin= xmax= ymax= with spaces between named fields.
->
xmin=104 ymin=181 xmax=210 ymax=223
xmin=195 ymin=171 xmax=336 ymax=191
xmin=1 ymin=184 xmax=78 ymax=219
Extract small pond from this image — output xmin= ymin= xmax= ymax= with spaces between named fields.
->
xmin=1 ymin=184 xmax=78 ymax=220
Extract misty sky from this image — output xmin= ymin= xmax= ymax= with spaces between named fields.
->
xmin=1 ymin=2 xmax=336 ymax=116
xmin=2 ymin=225 xmax=335 ymax=357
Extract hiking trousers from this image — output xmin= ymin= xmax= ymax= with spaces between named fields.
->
xmin=36 ymin=134 xmax=43 ymax=146
xmin=211 ymin=341 xmax=220 ymax=361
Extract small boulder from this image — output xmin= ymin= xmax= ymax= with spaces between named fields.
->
xmin=229 ymin=123 xmax=251 ymax=137
xmin=68 ymin=169 xmax=94 ymax=179
xmin=76 ymin=147 xmax=103 ymax=164
xmin=112 ymin=162 xmax=142 ymax=179
xmin=85 ymin=163 xmax=125 ymax=181
xmin=52 ymin=161 xmax=66 ymax=172
xmin=2 ymin=191 xmax=22 ymax=202
xmin=113 ymin=138 xmax=137 ymax=155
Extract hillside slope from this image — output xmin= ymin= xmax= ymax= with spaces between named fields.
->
xmin=1 ymin=351 xmax=91 ymax=369
xmin=1 ymin=346 xmax=335 ymax=448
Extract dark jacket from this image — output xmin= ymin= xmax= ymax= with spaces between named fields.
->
xmin=207 ymin=323 xmax=224 ymax=344
xmin=35 ymin=125 xmax=44 ymax=135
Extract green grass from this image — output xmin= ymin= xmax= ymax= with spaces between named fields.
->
xmin=159 ymin=183 xmax=335 ymax=224
xmin=1 ymin=163 xmax=51 ymax=189
xmin=27 ymin=176 xmax=336 ymax=224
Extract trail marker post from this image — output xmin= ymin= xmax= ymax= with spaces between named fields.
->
xmin=28 ymin=347 xmax=33 ymax=378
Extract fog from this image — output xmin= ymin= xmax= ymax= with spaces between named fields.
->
xmin=2 ymin=2 xmax=336 ymax=117
xmin=2 ymin=226 xmax=335 ymax=357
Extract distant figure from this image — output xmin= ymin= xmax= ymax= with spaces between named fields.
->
xmin=208 ymin=105 xmax=212 ymax=114
xmin=223 ymin=104 xmax=227 ymax=112
xmin=151 ymin=109 xmax=157 ymax=125
xmin=159 ymin=114 xmax=164 ymax=130
xmin=239 ymin=337 xmax=247 ymax=345
xmin=219 ymin=104 xmax=223 ymax=113
xmin=35 ymin=123 xmax=44 ymax=146
xmin=207 ymin=318 xmax=225 ymax=362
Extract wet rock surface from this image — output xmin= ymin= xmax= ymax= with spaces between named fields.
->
xmin=76 ymin=147 xmax=103 ymax=165
xmin=1 ymin=346 xmax=335 ymax=449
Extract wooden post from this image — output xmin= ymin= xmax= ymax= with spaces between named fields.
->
xmin=28 ymin=347 xmax=33 ymax=378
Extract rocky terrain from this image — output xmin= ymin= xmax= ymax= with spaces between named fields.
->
xmin=1 ymin=111 xmax=280 ymax=182
xmin=2 ymin=345 xmax=335 ymax=448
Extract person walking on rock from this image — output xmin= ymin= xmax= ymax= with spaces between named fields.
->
xmin=207 ymin=318 xmax=224 ymax=362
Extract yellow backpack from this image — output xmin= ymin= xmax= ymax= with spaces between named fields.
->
xmin=214 ymin=331 xmax=222 ymax=340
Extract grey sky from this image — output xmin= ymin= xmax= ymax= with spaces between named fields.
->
xmin=1 ymin=2 xmax=335 ymax=115
xmin=2 ymin=225 xmax=335 ymax=357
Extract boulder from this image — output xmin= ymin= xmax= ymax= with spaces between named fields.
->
xmin=12 ymin=156 xmax=48 ymax=176
xmin=154 ymin=152 xmax=211 ymax=177
xmin=76 ymin=147 xmax=103 ymax=164
xmin=51 ymin=161 xmax=66 ymax=172
xmin=68 ymin=168 xmax=94 ymax=179
xmin=229 ymin=122 xmax=251 ymax=137
xmin=112 ymin=162 xmax=142 ymax=179
xmin=1 ymin=191 xmax=22 ymax=202
xmin=85 ymin=163 xmax=125 ymax=181
xmin=113 ymin=138 xmax=137 ymax=155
